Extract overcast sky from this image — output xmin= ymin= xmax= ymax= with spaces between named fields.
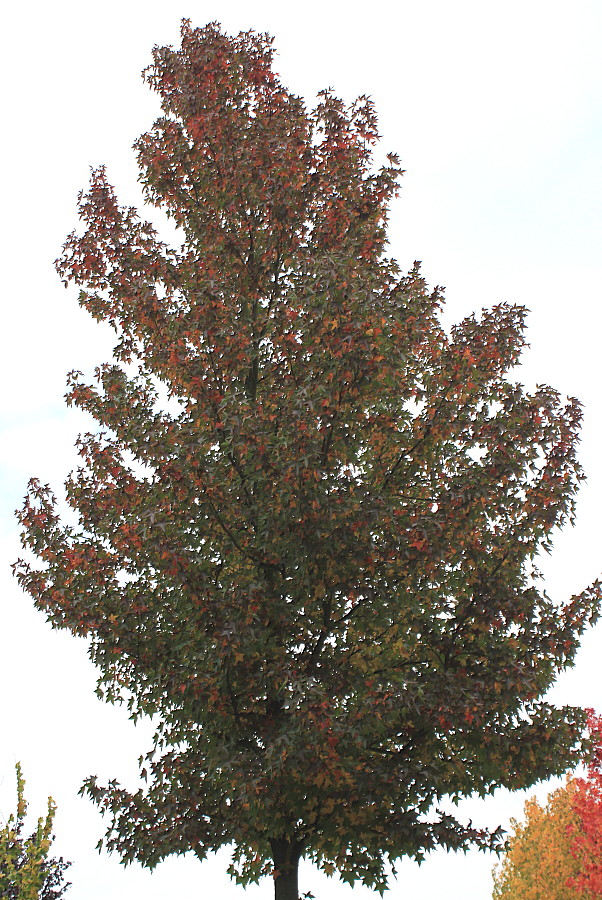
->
xmin=1 ymin=1 xmax=601 ymax=898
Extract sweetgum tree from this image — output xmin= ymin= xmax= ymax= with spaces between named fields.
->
xmin=15 ymin=20 xmax=602 ymax=900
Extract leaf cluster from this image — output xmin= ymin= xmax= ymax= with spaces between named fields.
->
xmin=567 ymin=712 xmax=602 ymax=896
xmin=491 ymin=778 xmax=587 ymax=900
xmin=0 ymin=764 xmax=70 ymax=900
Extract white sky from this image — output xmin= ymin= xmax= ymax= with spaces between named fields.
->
xmin=1 ymin=1 xmax=601 ymax=898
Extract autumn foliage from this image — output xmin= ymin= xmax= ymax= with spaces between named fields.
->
xmin=14 ymin=20 xmax=601 ymax=900
xmin=568 ymin=712 xmax=602 ymax=896
xmin=0 ymin=764 xmax=70 ymax=900
xmin=492 ymin=713 xmax=602 ymax=900
xmin=491 ymin=778 xmax=587 ymax=900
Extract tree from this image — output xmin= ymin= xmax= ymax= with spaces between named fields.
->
xmin=14 ymin=19 xmax=602 ymax=900
xmin=491 ymin=713 xmax=602 ymax=900
xmin=491 ymin=778 xmax=588 ymax=900
xmin=0 ymin=764 xmax=70 ymax=900
xmin=568 ymin=712 xmax=602 ymax=896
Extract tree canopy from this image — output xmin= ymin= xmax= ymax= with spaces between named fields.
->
xmin=0 ymin=764 xmax=70 ymax=900
xmin=567 ymin=712 xmax=602 ymax=896
xmin=492 ymin=713 xmax=602 ymax=900
xmin=492 ymin=778 xmax=587 ymax=900
xmin=14 ymin=20 xmax=601 ymax=900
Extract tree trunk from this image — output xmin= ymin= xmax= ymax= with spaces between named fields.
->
xmin=271 ymin=837 xmax=302 ymax=900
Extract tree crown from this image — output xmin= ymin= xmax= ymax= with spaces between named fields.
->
xmin=15 ymin=19 xmax=601 ymax=895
